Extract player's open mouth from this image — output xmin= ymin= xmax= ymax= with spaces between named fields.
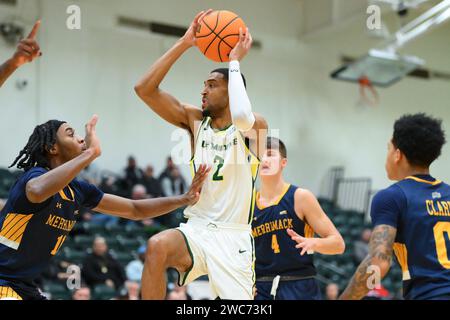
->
xmin=202 ymin=98 xmax=207 ymax=108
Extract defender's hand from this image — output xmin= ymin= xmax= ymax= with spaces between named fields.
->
xmin=184 ymin=164 xmax=211 ymax=206
xmin=287 ymin=228 xmax=317 ymax=256
xmin=84 ymin=115 xmax=101 ymax=159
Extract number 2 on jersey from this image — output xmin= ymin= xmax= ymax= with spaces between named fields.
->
xmin=272 ymin=234 xmax=280 ymax=254
xmin=212 ymin=155 xmax=224 ymax=181
xmin=433 ymin=222 xmax=450 ymax=269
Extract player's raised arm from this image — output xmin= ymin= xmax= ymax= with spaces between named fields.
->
xmin=134 ymin=10 xmax=212 ymax=131
xmin=288 ymin=189 xmax=345 ymax=255
xmin=0 ymin=20 xmax=42 ymax=88
xmin=25 ymin=115 xmax=101 ymax=203
xmin=228 ymin=27 xmax=255 ymax=132
xmin=94 ymin=165 xmax=210 ymax=220
xmin=228 ymin=28 xmax=268 ymax=159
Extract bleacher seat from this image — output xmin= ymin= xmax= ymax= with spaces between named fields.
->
xmin=125 ymin=223 xmax=148 ymax=239
xmin=105 ymin=224 xmax=125 ymax=237
xmin=117 ymin=236 xmax=141 ymax=251
xmin=63 ymin=248 xmax=86 ymax=265
xmin=0 ymin=169 xmax=15 ymax=198
xmin=43 ymin=281 xmax=71 ymax=300
xmin=83 ymin=222 xmax=107 ymax=236
xmin=62 ymin=237 xmax=77 ymax=250
xmin=92 ymin=284 xmax=116 ymax=300
xmin=74 ymin=234 xmax=95 ymax=249
xmin=102 ymin=236 xmax=122 ymax=251
xmin=110 ymin=250 xmax=135 ymax=267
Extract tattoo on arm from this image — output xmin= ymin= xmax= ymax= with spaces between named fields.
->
xmin=340 ymin=224 xmax=396 ymax=300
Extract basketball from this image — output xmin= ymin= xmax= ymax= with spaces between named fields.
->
xmin=195 ymin=10 xmax=246 ymax=62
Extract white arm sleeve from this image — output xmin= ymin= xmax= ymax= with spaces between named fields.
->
xmin=228 ymin=60 xmax=255 ymax=132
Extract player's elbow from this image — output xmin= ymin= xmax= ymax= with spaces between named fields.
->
xmin=326 ymin=233 xmax=345 ymax=254
xmin=25 ymin=181 xmax=46 ymax=203
xmin=336 ymin=237 xmax=346 ymax=254
xmin=134 ymin=83 xmax=147 ymax=98
xmin=232 ymin=112 xmax=255 ymax=132
xmin=131 ymin=214 xmax=142 ymax=221
xmin=134 ymin=82 xmax=157 ymax=100
xmin=130 ymin=207 xmax=144 ymax=221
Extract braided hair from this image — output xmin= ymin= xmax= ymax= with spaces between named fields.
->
xmin=9 ymin=120 xmax=66 ymax=171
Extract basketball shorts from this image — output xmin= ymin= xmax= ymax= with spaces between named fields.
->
xmin=176 ymin=217 xmax=255 ymax=300
xmin=0 ymin=278 xmax=47 ymax=300
xmin=255 ymin=277 xmax=321 ymax=300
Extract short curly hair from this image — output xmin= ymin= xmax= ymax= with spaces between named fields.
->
xmin=392 ymin=113 xmax=446 ymax=167
xmin=267 ymin=137 xmax=287 ymax=159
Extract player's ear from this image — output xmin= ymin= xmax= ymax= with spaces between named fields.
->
xmin=394 ymin=148 xmax=402 ymax=163
xmin=281 ymin=157 xmax=288 ymax=168
xmin=46 ymin=143 xmax=58 ymax=156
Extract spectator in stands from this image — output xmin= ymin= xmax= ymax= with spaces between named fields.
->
xmin=115 ymin=281 xmax=141 ymax=300
xmin=142 ymin=165 xmax=163 ymax=198
xmin=158 ymin=156 xmax=176 ymax=186
xmin=37 ymin=257 xmax=76 ymax=286
xmin=353 ymin=228 xmax=372 ymax=264
xmin=161 ymin=167 xmax=187 ymax=197
xmin=124 ymin=156 xmax=144 ymax=189
xmin=72 ymin=286 xmax=91 ymax=300
xmin=119 ymin=184 xmax=157 ymax=227
xmin=166 ymin=283 xmax=191 ymax=300
xmin=99 ymin=174 xmax=120 ymax=195
xmin=325 ymin=283 xmax=340 ymax=300
xmin=84 ymin=174 xmax=122 ymax=226
xmin=132 ymin=184 xmax=148 ymax=200
xmin=79 ymin=163 xmax=101 ymax=186
xmin=126 ymin=245 xmax=146 ymax=283
xmin=82 ymin=237 xmax=126 ymax=290
xmin=158 ymin=167 xmax=187 ymax=228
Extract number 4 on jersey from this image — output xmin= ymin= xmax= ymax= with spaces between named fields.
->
xmin=272 ymin=234 xmax=280 ymax=253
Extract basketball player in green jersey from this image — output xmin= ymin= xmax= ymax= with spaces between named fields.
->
xmin=135 ymin=10 xmax=268 ymax=299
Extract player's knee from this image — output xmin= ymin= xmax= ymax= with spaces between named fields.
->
xmin=147 ymin=235 xmax=169 ymax=263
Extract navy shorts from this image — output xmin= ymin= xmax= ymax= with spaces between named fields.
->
xmin=0 ymin=278 xmax=46 ymax=300
xmin=255 ymin=278 xmax=321 ymax=300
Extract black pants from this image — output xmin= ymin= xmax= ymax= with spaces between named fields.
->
xmin=0 ymin=278 xmax=46 ymax=300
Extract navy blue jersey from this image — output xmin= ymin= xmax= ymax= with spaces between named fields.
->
xmin=252 ymin=184 xmax=316 ymax=278
xmin=0 ymin=167 xmax=104 ymax=283
xmin=371 ymin=174 xmax=450 ymax=300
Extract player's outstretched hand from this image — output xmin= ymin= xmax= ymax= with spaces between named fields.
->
xmin=287 ymin=228 xmax=317 ymax=256
xmin=11 ymin=20 xmax=42 ymax=68
xmin=84 ymin=115 xmax=101 ymax=159
xmin=229 ymin=27 xmax=252 ymax=62
xmin=181 ymin=9 xmax=213 ymax=47
xmin=184 ymin=164 xmax=211 ymax=206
